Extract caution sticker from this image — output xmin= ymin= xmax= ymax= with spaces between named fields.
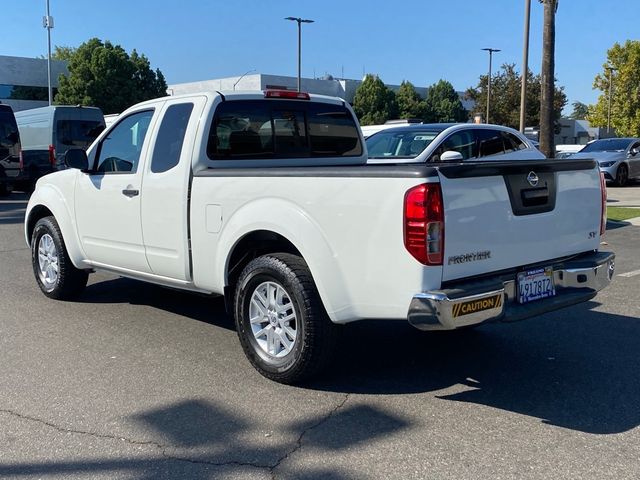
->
xmin=452 ymin=294 xmax=502 ymax=318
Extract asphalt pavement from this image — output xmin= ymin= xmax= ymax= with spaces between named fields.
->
xmin=1 ymin=191 xmax=639 ymax=479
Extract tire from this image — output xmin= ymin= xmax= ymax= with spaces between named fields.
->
xmin=614 ymin=163 xmax=629 ymax=187
xmin=31 ymin=216 xmax=88 ymax=300
xmin=234 ymin=253 xmax=339 ymax=384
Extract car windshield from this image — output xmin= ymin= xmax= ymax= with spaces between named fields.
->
xmin=366 ymin=129 xmax=441 ymax=159
xmin=579 ymin=139 xmax=633 ymax=153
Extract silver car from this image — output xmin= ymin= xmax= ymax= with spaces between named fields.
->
xmin=366 ymin=123 xmax=544 ymax=164
xmin=571 ymin=138 xmax=640 ymax=187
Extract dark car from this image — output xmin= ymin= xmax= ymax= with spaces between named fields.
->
xmin=0 ymin=104 xmax=21 ymax=196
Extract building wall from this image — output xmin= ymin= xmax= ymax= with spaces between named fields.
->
xmin=0 ymin=55 xmax=68 ymax=111
xmin=169 ymin=73 xmax=470 ymax=108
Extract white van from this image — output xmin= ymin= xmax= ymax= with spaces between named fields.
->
xmin=14 ymin=106 xmax=105 ymax=191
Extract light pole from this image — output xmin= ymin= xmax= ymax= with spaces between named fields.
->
xmin=606 ymin=66 xmax=617 ymax=133
xmin=519 ymin=0 xmax=531 ymax=133
xmin=233 ymin=69 xmax=256 ymax=90
xmin=43 ymin=0 xmax=54 ymax=105
xmin=482 ymin=48 xmax=500 ymax=124
xmin=285 ymin=17 xmax=314 ymax=92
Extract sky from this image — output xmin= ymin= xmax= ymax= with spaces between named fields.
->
xmin=2 ymin=0 xmax=638 ymax=112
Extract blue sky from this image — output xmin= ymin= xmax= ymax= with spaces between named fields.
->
xmin=3 ymin=0 xmax=637 ymax=111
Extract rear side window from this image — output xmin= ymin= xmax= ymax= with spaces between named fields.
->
xmin=503 ymin=132 xmax=527 ymax=152
xmin=207 ymin=100 xmax=362 ymax=160
xmin=57 ymin=120 xmax=104 ymax=149
xmin=150 ymin=103 xmax=194 ymax=173
xmin=476 ymin=129 xmax=505 ymax=157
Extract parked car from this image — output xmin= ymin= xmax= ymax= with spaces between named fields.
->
xmin=0 ymin=104 xmax=21 ymax=196
xmin=366 ymin=123 xmax=545 ymax=163
xmin=360 ymin=119 xmax=423 ymax=138
xmin=570 ymin=138 xmax=640 ymax=186
xmin=14 ymin=105 xmax=105 ymax=191
xmin=26 ymin=91 xmax=613 ymax=384
xmin=555 ymin=144 xmax=584 ymax=158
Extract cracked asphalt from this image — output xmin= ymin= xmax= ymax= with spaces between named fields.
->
xmin=1 ymin=191 xmax=640 ymax=479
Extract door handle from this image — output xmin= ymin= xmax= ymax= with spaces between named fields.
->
xmin=122 ymin=189 xmax=139 ymax=197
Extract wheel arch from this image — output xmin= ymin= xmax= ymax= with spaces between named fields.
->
xmin=25 ymin=185 xmax=86 ymax=268
xmin=214 ymin=201 xmax=351 ymax=323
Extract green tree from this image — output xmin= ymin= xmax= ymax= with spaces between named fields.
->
xmin=353 ymin=74 xmax=398 ymax=125
xmin=395 ymin=81 xmax=425 ymax=120
xmin=465 ymin=63 xmax=566 ymax=129
xmin=423 ymin=79 xmax=467 ymax=123
xmin=569 ymin=101 xmax=589 ymax=120
xmin=54 ymin=38 xmax=168 ymax=114
xmin=588 ymin=40 xmax=640 ymax=136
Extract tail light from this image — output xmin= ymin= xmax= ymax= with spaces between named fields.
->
xmin=404 ymin=183 xmax=444 ymax=265
xmin=48 ymin=144 xmax=56 ymax=167
xmin=600 ymin=171 xmax=607 ymax=236
xmin=19 ymin=149 xmax=23 ymax=170
xmin=264 ymin=90 xmax=310 ymax=100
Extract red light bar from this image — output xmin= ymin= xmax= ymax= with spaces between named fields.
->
xmin=264 ymin=90 xmax=310 ymax=100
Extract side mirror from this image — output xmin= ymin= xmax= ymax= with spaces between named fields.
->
xmin=440 ymin=150 xmax=464 ymax=162
xmin=64 ymin=149 xmax=89 ymax=171
xmin=629 ymin=147 xmax=639 ymax=157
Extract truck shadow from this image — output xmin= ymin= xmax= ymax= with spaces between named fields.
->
xmin=80 ymin=279 xmax=639 ymax=435
xmin=310 ymin=301 xmax=640 ymax=435
xmin=81 ymin=277 xmax=234 ymax=331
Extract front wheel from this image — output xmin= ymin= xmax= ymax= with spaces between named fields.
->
xmin=31 ymin=216 xmax=88 ymax=300
xmin=614 ymin=163 xmax=629 ymax=187
xmin=234 ymin=253 xmax=339 ymax=384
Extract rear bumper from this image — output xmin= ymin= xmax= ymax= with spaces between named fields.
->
xmin=408 ymin=251 xmax=615 ymax=331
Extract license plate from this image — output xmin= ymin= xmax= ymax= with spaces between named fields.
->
xmin=517 ymin=267 xmax=556 ymax=304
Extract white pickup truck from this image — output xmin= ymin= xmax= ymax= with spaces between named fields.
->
xmin=25 ymin=90 xmax=615 ymax=384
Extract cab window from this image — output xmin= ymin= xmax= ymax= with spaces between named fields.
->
xmin=95 ymin=110 xmax=154 ymax=173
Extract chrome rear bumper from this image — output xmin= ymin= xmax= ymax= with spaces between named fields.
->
xmin=408 ymin=251 xmax=615 ymax=331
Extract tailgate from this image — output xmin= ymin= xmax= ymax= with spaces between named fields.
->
xmin=437 ymin=159 xmax=602 ymax=282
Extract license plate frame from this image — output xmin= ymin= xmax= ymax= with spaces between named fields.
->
xmin=517 ymin=266 xmax=556 ymax=304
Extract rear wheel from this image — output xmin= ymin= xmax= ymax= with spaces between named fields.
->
xmin=31 ymin=216 xmax=88 ymax=300
xmin=234 ymin=253 xmax=339 ymax=384
xmin=614 ymin=163 xmax=629 ymax=187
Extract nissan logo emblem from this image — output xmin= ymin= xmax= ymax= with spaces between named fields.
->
xmin=527 ymin=171 xmax=539 ymax=187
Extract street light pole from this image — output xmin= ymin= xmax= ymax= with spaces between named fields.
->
xmin=285 ymin=17 xmax=314 ymax=92
xmin=519 ymin=0 xmax=531 ymax=133
xmin=482 ymin=48 xmax=500 ymax=124
xmin=43 ymin=0 xmax=54 ymax=105
xmin=606 ymin=66 xmax=617 ymax=133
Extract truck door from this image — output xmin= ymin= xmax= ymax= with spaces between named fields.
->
xmin=75 ymin=109 xmax=157 ymax=273
xmin=140 ymin=96 xmax=206 ymax=280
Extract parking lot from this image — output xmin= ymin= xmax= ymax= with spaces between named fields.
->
xmin=1 ymin=188 xmax=640 ymax=480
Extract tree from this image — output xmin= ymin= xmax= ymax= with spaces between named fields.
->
xmin=54 ymin=38 xmax=168 ymax=114
xmin=352 ymin=74 xmax=398 ymax=125
xmin=423 ymin=79 xmax=467 ymax=123
xmin=465 ymin=63 xmax=566 ymax=129
xmin=588 ymin=40 xmax=640 ymax=136
xmin=539 ymin=0 xmax=559 ymax=158
xmin=395 ymin=81 xmax=424 ymax=120
xmin=569 ymin=101 xmax=589 ymax=120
